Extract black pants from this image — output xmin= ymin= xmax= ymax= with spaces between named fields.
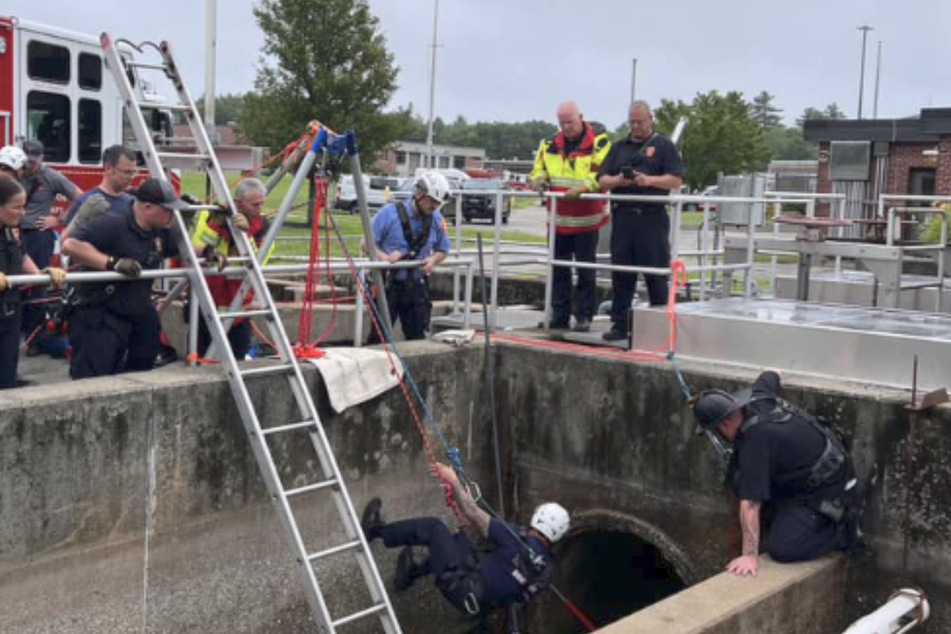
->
xmin=69 ymin=305 xmax=161 ymax=379
xmin=609 ymin=211 xmax=670 ymax=327
xmin=0 ymin=304 xmax=22 ymax=389
xmin=378 ymin=517 xmax=486 ymax=615
xmin=766 ymin=504 xmax=844 ymax=563
xmin=371 ymin=278 xmax=431 ymax=342
xmin=197 ymin=315 xmax=252 ymax=360
xmin=552 ymin=230 xmax=599 ymax=323
xmin=20 ymin=228 xmax=55 ymax=343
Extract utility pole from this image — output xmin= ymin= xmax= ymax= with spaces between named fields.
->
xmin=856 ymin=25 xmax=874 ymax=119
xmin=204 ymin=0 xmax=217 ymax=141
xmin=630 ymin=58 xmax=637 ymax=105
xmin=425 ymin=0 xmax=440 ymax=170
xmin=872 ymin=40 xmax=883 ymax=119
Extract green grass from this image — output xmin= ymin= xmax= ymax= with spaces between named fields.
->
xmin=179 ymin=171 xmax=544 ymax=258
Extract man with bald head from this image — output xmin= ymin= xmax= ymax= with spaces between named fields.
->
xmin=598 ymin=100 xmax=683 ymax=341
xmin=530 ymin=102 xmax=611 ymax=332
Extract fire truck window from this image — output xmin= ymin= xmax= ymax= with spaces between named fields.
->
xmin=26 ymin=91 xmax=71 ymax=163
xmin=78 ymin=53 xmax=102 ymax=91
xmin=78 ymin=99 xmax=102 ymax=164
xmin=27 ymin=41 xmax=70 ymax=84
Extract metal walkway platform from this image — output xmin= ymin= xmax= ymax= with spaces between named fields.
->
xmin=631 ymin=298 xmax=951 ymax=390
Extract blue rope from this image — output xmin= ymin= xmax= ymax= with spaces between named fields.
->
xmin=667 ymin=351 xmax=693 ymax=400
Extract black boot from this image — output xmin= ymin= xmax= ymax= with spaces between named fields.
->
xmin=394 ymin=546 xmax=430 ymax=592
xmin=361 ymin=497 xmax=384 ymax=542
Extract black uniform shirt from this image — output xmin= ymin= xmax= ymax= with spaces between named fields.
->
xmin=598 ymin=133 xmax=683 ymax=212
xmin=72 ymin=202 xmax=177 ymax=317
xmin=735 ymin=372 xmax=835 ymax=503
xmin=0 ymin=227 xmax=24 ymax=309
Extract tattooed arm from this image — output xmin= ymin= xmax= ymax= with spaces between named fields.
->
xmin=727 ymin=499 xmax=761 ymax=576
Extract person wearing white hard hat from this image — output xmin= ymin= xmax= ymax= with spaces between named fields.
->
xmin=365 ymin=170 xmax=452 ymax=341
xmin=0 ymin=146 xmax=28 ymax=179
xmin=361 ymin=462 xmax=569 ymax=618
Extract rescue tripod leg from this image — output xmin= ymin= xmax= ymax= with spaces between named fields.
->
xmin=100 ymin=32 xmax=401 ymax=633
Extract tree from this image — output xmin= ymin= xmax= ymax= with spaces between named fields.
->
xmin=765 ymin=127 xmax=817 ymax=161
xmin=238 ymin=0 xmax=409 ymax=158
xmin=194 ymin=93 xmax=248 ymax=125
xmin=750 ymin=91 xmax=783 ymax=130
xmin=796 ymin=103 xmax=848 ymax=127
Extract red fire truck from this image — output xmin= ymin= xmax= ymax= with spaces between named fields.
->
xmin=0 ymin=16 xmax=174 ymax=194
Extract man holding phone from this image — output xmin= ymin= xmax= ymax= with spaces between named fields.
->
xmin=597 ymin=101 xmax=683 ymax=341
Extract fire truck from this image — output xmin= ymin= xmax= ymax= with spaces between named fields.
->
xmin=0 ymin=16 xmax=174 ymax=193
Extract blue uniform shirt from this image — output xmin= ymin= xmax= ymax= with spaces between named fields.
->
xmin=478 ymin=518 xmax=552 ymax=605
xmin=372 ymin=198 xmax=450 ymax=281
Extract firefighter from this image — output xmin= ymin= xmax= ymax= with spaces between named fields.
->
xmin=190 ymin=178 xmax=267 ymax=360
xmin=597 ymin=100 xmax=684 ymax=341
xmin=362 ymin=462 xmax=569 ymax=618
xmin=61 ymin=179 xmax=184 ymax=379
xmin=63 ymin=145 xmax=138 ymax=236
xmin=0 ymin=174 xmax=66 ymax=388
xmin=530 ymin=102 xmax=611 ymax=332
xmin=692 ymin=370 xmax=858 ymax=576
xmin=367 ymin=171 xmax=451 ymax=341
xmin=0 ymin=146 xmax=28 ymax=179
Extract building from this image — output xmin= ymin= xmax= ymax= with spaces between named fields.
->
xmin=374 ymin=141 xmax=485 ymax=177
xmin=803 ymin=107 xmax=951 ymax=219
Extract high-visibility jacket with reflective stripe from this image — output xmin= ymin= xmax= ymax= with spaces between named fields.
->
xmin=530 ymin=123 xmax=611 ymax=235
xmin=191 ymin=210 xmax=274 ymax=307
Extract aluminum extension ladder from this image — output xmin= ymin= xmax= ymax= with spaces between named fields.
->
xmin=99 ymin=33 xmax=401 ymax=633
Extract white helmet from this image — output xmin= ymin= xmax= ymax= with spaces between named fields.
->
xmin=415 ymin=171 xmax=451 ymax=208
xmin=530 ymin=502 xmax=570 ymax=543
xmin=0 ymin=146 xmax=27 ymax=171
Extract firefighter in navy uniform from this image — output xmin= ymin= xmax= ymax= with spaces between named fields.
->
xmin=0 ymin=174 xmax=66 ymax=388
xmin=597 ymin=100 xmax=684 ymax=341
xmin=362 ymin=462 xmax=569 ymax=618
xmin=61 ymin=179 xmax=186 ymax=379
xmin=368 ymin=170 xmax=451 ymax=341
xmin=692 ymin=370 xmax=858 ymax=576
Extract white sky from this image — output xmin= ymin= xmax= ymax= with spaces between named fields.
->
xmin=6 ymin=0 xmax=951 ymax=129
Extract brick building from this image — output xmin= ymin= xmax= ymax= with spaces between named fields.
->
xmin=803 ymin=107 xmax=951 ymax=220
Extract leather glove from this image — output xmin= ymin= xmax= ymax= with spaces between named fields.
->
xmin=230 ymin=213 xmax=250 ymax=233
xmin=112 ymin=257 xmax=142 ymax=278
xmin=181 ymin=193 xmax=201 ymax=206
xmin=563 ymin=187 xmax=588 ymax=202
xmin=201 ymin=245 xmax=228 ymax=272
xmin=42 ymin=267 xmax=67 ymax=289
xmin=0 ymin=272 xmax=8 ymax=292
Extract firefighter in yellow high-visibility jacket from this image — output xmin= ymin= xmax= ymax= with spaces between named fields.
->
xmin=191 ymin=177 xmax=274 ymax=359
xmin=530 ymin=101 xmax=611 ymax=332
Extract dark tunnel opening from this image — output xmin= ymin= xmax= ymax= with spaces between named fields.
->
xmin=528 ymin=529 xmax=687 ymax=633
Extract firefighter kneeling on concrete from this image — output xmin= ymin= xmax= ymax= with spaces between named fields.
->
xmin=691 ymin=370 xmax=858 ymax=576
xmin=362 ymin=462 xmax=568 ymax=618
xmin=62 ymin=179 xmax=186 ymax=379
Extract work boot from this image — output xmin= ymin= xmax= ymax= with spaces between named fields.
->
xmin=394 ymin=546 xmax=430 ymax=592
xmin=572 ymin=318 xmax=591 ymax=333
xmin=602 ymin=323 xmax=628 ymax=341
xmin=361 ymin=497 xmax=384 ymax=542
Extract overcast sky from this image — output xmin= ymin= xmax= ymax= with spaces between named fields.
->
xmin=7 ymin=0 xmax=951 ymax=130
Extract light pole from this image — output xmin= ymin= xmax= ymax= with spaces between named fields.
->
xmin=630 ymin=58 xmax=637 ymax=105
xmin=872 ymin=40 xmax=883 ymax=119
xmin=856 ymin=25 xmax=874 ymax=119
xmin=425 ymin=0 xmax=440 ymax=170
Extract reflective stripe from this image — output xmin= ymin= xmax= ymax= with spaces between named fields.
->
xmin=549 ymin=177 xmax=588 ymax=188
xmin=555 ymin=209 xmax=609 ymax=227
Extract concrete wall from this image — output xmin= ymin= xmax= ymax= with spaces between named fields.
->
xmin=3 ymin=339 xmax=951 ymax=632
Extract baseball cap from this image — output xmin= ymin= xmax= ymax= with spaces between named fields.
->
xmin=135 ymin=178 xmax=189 ymax=211
xmin=22 ymin=140 xmax=44 ymax=160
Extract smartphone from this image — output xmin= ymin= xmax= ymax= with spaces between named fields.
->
xmin=620 ymin=166 xmax=635 ymax=180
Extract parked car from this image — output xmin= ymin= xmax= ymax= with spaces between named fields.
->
xmin=685 ymin=184 xmax=719 ymax=212
xmin=459 ymin=179 xmax=511 ymax=224
xmin=334 ymin=174 xmax=362 ymax=212
xmin=366 ymin=176 xmax=402 ymax=211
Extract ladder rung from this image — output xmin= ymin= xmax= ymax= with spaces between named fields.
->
xmin=285 ymin=478 xmax=338 ymax=498
xmin=332 ymin=603 xmax=388 ymax=628
xmin=306 ymin=539 xmax=361 ymax=563
xmin=155 ymin=103 xmax=192 ymax=112
xmin=239 ymin=364 xmax=295 ymax=379
xmin=900 ymin=281 xmax=941 ymax=290
xmin=218 ymin=308 xmax=272 ymax=320
xmin=126 ymin=61 xmax=168 ymax=72
xmin=156 ymin=151 xmax=211 ymax=162
xmin=262 ymin=420 xmax=317 ymax=436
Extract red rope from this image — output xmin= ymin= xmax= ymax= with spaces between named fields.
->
xmin=293 ymin=178 xmax=329 ymax=360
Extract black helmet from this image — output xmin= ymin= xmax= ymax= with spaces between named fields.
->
xmin=692 ymin=388 xmax=752 ymax=433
